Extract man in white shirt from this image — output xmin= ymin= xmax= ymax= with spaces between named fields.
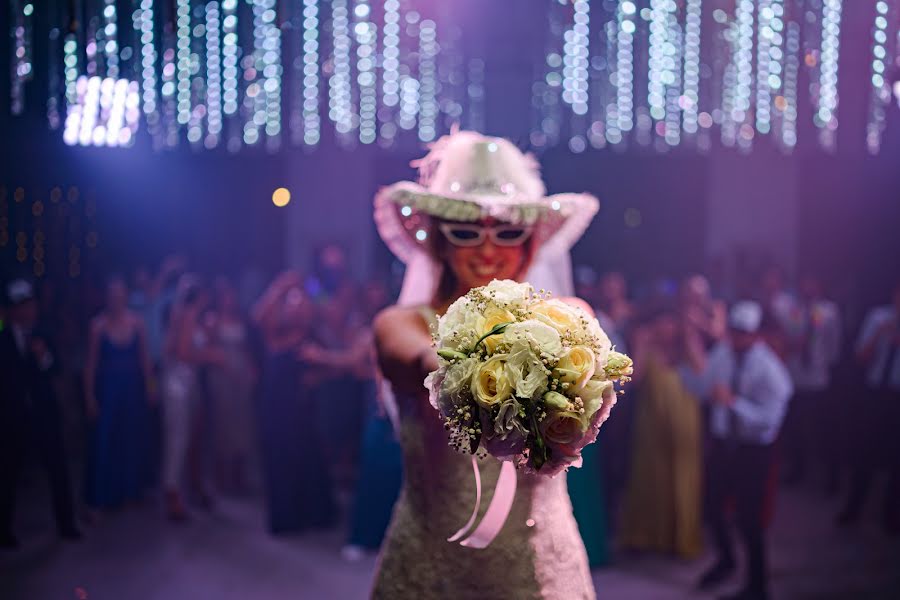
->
xmin=779 ymin=274 xmax=841 ymax=487
xmin=836 ymin=281 xmax=900 ymax=534
xmin=687 ymin=301 xmax=793 ymax=600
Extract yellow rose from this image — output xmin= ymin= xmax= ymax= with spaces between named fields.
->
xmin=477 ymin=307 xmax=516 ymax=354
xmin=529 ymin=300 xmax=582 ymax=335
xmin=471 ymin=355 xmax=513 ymax=409
xmin=554 ymin=346 xmax=596 ymax=390
xmin=540 ymin=410 xmax=588 ymax=445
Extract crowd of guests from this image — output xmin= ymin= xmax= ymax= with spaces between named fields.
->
xmin=2 ymin=252 xmax=898 ymax=598
xmin=0 ymin=246 xmax=401 ymax=560
xmin=573 ymin=267 xmax=900 ymax=600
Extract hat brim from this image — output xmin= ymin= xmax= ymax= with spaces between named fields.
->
xmin=374 ymin=180 xmax=599 ymax=265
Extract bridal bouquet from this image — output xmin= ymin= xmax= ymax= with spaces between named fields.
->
xmin=426 ymin=279 xmax=632 ymax=476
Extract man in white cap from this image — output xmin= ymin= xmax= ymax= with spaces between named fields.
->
xmin=685 ymin=300 xmax=793 ymax=600
xmin=0 ymin=279 xmax=80 ymax=548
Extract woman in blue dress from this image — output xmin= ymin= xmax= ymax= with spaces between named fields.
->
xmin=252 ymin=272 xmax=335 ymax=534
xmin=84 ymin=276 xmax=155 ymax=510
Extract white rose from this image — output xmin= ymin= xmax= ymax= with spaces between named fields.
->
xmin=443 ymin=358 xmax=479 ymax=400
xmin=481 ymin=279 xmax=532 ymax=309
xmin=579 ymin=379 xmax=614 ymax=419
xmin=437 ymin=296 xmax=480 ymax=350
xmin=505 ymin=342 xmax=550 ymax=400
xmin=501 ymin=319 xmax=563 ymax=358
xmin=529 ymin=299 xmax=584 ymax=335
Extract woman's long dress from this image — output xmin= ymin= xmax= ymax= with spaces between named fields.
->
xmin=257 ymin=351 xmax=335 ymax=533
xmin=346 ymin=380 xmax=403 ymax=549
xmin=567 ymin=437 xmax=610 ymax=567
xmin=86 ymin=334 xmax=149 ymax=508
xmin=207 ymin=320 xmax=255 ymax=465
xmin=372 ymin=309 xmax=595 ymax=600
xmin=619 ymin=356 xmax=703 ymax=558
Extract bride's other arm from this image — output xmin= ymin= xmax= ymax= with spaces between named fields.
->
xmin=373 ymin=306 xmax=438 ymax=398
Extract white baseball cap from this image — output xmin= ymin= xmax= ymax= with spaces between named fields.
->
xmin=729 ymin=300 xmax=763 ymax=334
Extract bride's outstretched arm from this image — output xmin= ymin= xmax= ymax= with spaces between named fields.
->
xmin=373 ymin=306 xmax=438 ymax=398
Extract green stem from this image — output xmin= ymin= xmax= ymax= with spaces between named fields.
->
xmin=473 ymin=322 xmax=513 ymax=353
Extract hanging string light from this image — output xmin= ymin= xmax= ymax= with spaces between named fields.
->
xmin=222 ymin=0 xmax=239 ymax=116
xmin=614 ymin=1 xmax=636 ymax=143
xmin=301 ymin=0 xmax=321 ymax=146
xmin=733 ymin=0 xmax=755 ymax=150
xmin=136 ymin=0 xmax=159 ymax=135
xmin=244 ymin=0 xmax=266 ymax=145
xmin=11 ymin=1 xmax=34 ymax=115
xmin=176 ymin=0 xmax=192 ymax=126
xmin=418 ymin=19 xmax=438 ymax=142
xmin=187 ymin=4 xmax=208 ymax=146
xmin=355 ymin=0 xmax=377 ymax=144
xmin=755 ymin=0 xmax=774 ymax=135
xmin=663 ymin=8 xmax=682 ymax=147
xmin=866 ymin=1 xmax=893 ymax=154
xmin=102 ymin=0 xmax=119 ymax=78
xmin=329 ymin=0 xmax=355 ymax=140
xmin=262 ymin=0 xmax=282 ymax=149
xmin=47 ymin=2 xmax=62 ymax=130
xmin=682 ymin=0 xmax=702 ymax=137
xmin=534 ymin=0 xmax=565 ymax=148
xmin=397 ymin=10 xmax=421 ymax=132
xmin=206 ymin=1 xmax=223 ymax=148
xmin=817 ymin=0 xmax=842 ymax=150
xmin=782 ymin=17 xmax=800 ymax=149
xmin=647 ymin=0 xmax=668 ymax=126
xmin=466 ymin=58 xmax=485 ymax=133
xmin=437 ymin=24 xmax=464 ymax=132
xmin=380 ymin=0 xmax=402 ymax=143
xmin=562 ymin=0 xmax=590 ymax=118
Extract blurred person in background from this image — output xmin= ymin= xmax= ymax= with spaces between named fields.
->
xmin=252 ymin=271 xmax=335 ymax=534
xmin=680 ymin=274 xmax=727 ymax=349
xmin=757 ymin=264 xmax=793 ymax=359
xmin=591 ymin=270 xmax=633 ymax=535
xmin=596 ymin=271 xmax=633 ymax=348
xmin=836 ymin=280 xmax=900 ymax=535
xmin=689 ymin=301 xmax=793 ymax=600
xmin=305 ymin=244 xmax=364 ymax=493
xmin=0 ymin=279 xmax=81 ymax=548
xmin=206 ymin=277 xmax=257 ymax=494
xmin=83 ymin=276 xmax=155 ymax=513
xmin=160 ymin=275 xmax=224 ymax=521
xmin=619 ymin=300 xmax=705 ymax=559
xmin=301 ymin=278 xmax=402 ymax=560
xmin=779 ymin=273 xmax=841 ymax=490
xmin=130 ymin=255 xmax=187 ymax=369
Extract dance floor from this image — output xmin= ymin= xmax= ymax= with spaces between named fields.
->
xmin=2 ymin=475 xmax=898 ymax=599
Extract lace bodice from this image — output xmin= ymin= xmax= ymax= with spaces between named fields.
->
xmin=371 ymin=309 xmax=595 ymax=600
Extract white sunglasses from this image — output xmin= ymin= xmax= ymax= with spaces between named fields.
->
xmin=438 ymin=223 xmax=534 ymax=247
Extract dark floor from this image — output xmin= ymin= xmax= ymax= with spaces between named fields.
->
xmin=1 ymin=473 xmax=899 ymax=600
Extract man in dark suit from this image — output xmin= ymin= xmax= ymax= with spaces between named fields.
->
xmin=0 ymin=279 xmax=80 ymax=548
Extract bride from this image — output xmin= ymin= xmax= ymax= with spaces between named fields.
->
xmin=371 ymin=131 xmax=609 ymax=599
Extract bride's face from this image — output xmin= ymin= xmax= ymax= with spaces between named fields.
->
xmin=437 ymin=218 xmax=535 ymax=290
